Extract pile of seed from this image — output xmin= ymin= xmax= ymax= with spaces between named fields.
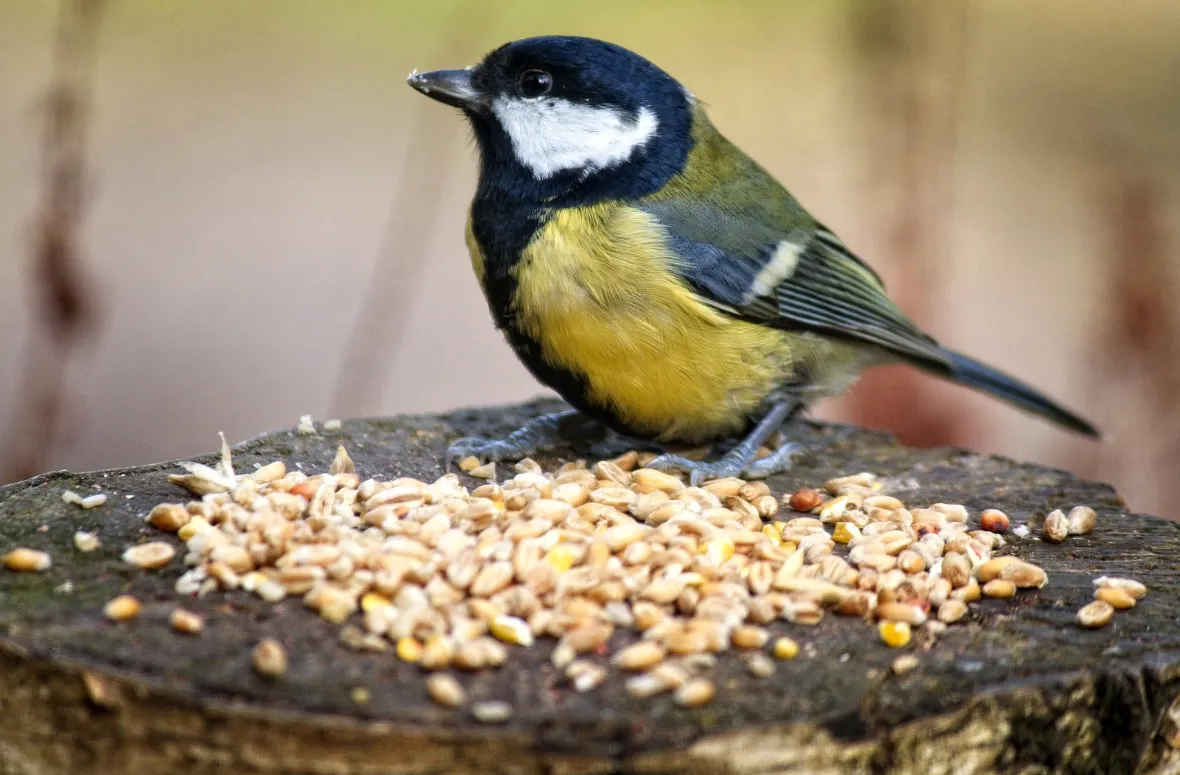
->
xmin=35 ymin=434 xmax=1144 ymax=716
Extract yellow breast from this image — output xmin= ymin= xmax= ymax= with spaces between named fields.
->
xmin=511 ymin=204 xmax=796 ymax=442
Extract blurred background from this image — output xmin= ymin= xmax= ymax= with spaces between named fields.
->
xmin=1 ymin=1 xmax=1177 ymax=517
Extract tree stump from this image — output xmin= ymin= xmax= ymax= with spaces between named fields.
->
xmin=1 ymin=399 xmax=1178 ymax=775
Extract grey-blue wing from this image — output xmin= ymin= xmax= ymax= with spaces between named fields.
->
xmin=637 ymin=199 xmax=951 ymax=369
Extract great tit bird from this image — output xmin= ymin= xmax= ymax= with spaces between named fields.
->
xmin=407 ymin=36 xmax=1099 ymax=484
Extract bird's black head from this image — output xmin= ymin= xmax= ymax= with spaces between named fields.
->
xmin=408 ymin=36 xmax=694 ymax=206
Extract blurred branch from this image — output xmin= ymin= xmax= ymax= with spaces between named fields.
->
xmin=330 ymin=0 xmax=488 ymax=417
xmin=840 ymin=0 xmax=971 ymax=446
xmin=855 ymin=0 xmax=968 ymax=311
xmin=1100 ymin=177 xmax=1178 ymax=401
xmin=1079 ymin=160 xmax=1179 ymax=508
xmin=1 ymin=0 xmax=105 ymax=483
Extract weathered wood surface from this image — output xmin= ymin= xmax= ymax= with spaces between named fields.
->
xmin=1 ymin=399 xmax=1179 ymax=775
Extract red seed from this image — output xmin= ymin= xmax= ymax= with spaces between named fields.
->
xmin=979 ymin=509 xmax=1009 ymax=533
xmin=788 ymin=489 xmax=823 ymax=512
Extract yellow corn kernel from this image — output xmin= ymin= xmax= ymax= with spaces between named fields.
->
xmin=396 ymin=636 xmax=423 ymax=663
xmin=361 ymin=592 xmax=392 ymax=613
xmin=704 ymin=537 xmax=735 ymax=565
xmin=177 ymin=516 xmax=211 ymax=541
xmin=878 ymin=620 xmax=912 ymax=648
xmin=545 ymin=544 xmax=579 ymax=573
xmin=832 ymin=522 xmax=857 ymax=544
xmin=240 ymin=571 xmax=268 ymax=592
xmin=819 ymin=495 xmax=851 ymax=520
xmin=773 ymin=637 xmax=800 ymax=660
xmin=490 ymin=615 xmax=534 ymax=646
xmin=760 ymin=525 xmax=782 ymax=544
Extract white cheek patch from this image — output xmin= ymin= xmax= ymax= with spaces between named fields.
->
xmin=491 ymin=96 xmax=659 ymax=179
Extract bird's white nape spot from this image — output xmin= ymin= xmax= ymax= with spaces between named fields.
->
xmin=745 ymin=241 xmax=804 ymax=302
xmin=491 ymin=97 xmax=659 ymax=179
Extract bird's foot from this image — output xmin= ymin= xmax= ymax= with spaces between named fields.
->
xmin=644 ymin=452 xmax=744 ymax=487
xmin=445 ymin=410 xmax=578 ymax=470
xmin=743 ymin=441 xmax=807 ymax=479
xmin=646 ymin=439 xmax=806 ymax=486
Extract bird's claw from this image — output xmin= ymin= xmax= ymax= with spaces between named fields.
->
xmin=645 ymin=442 xmax=806 ymax=486
xmin=443 ymin=410 xmax=579 ymax=471
xmin=743 ymin=442 xmax=807 ymax=479
xmin=645 ymin=454 xmax=736 ymax=487
xmin=445 ymin=436 xmax=523 ymax=470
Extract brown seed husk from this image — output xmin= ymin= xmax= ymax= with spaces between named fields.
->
xmin=427 ymin=673 xmax=467 ymax=708
xmin=252 ymin=638 xmax=288 ymax=677
xmin=999 ymin=560 xmax=1048 ymax=589
xmin=1093 ymin=576 xmax=1147 ymax=600
xmin=674 ymin=677 xmax=716 ymax=707
xmin=3 ymin=547 xmax=52 ymax=572
xmin=103 ymin=595 xmax=142 ymax=621
xmin=613 ymin=641 xmax=666 ymax=671
xmin=122 ymin=541 xmax=177 ymax=570
xmin=937 ymin=599 xmax=968 ymax=624
xmin=471 ymin=700 xmax=513 ymax=723
xmin=1066 ymin=506 xmax=1097 ymax=535
xmin=976 ymin=556 xmax=1020 ymax=583
xmin=148 ymin=504 xmax=191 ymax=532
xmin=1042 ymin=510 xmax=1069 ymax=543
xmin=982 ymin=579 xmax=1016 ymax=599
xmin=1094 ymin=587 xmax=1136 ymax=609
xmin=170 ymin=608 xmax=205 ymax=634
xmin=1076 ymin=600 xmax=1114 ymax=629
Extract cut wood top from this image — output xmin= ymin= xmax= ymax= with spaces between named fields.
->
xmin=1 ymin=399 xmax=1178 ymax=775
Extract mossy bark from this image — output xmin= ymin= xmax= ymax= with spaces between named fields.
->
xmin=1 ymin=399 xmax=1178 ymax=775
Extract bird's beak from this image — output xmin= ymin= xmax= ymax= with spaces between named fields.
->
xmin=406 ymin=68 xmax=488 ymax=111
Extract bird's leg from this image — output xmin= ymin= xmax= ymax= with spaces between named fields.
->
xmin=446 ymin=409 xmax=580 ymax=469
xmin=645 ymin=399 xmax=801 ymax=486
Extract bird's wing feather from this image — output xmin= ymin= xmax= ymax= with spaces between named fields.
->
xmin=638 ymin=198 xmax=950 ymax=368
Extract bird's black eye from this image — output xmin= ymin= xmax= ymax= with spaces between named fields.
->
xmin=517 ymin=69 xmax=552 ymax=98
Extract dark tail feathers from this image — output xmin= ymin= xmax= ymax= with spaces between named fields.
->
xmin=941 ymin=349 xmax=1101 ymax=438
